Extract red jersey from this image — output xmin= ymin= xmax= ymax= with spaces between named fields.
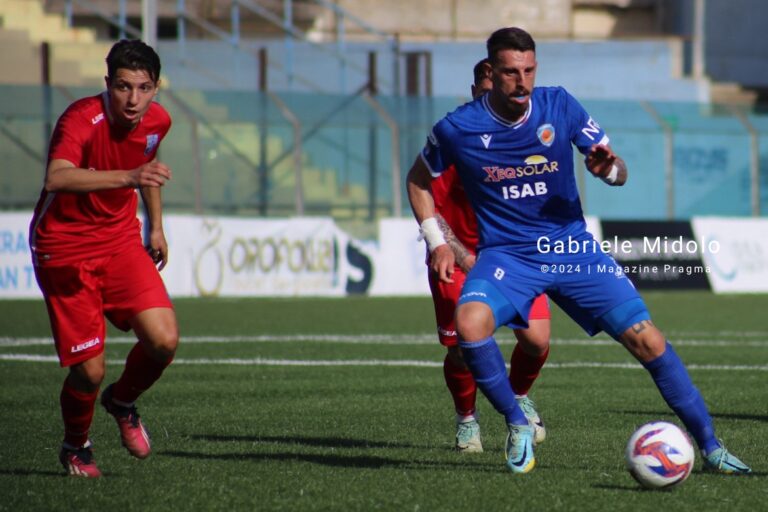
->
xmin=30 ymin=92 xmax=171 ymax=266
xmin=432 ymin=165 xmax=478 ymax=254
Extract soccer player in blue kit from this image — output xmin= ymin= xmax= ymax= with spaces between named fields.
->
xmin=407 ymin=27 xmax=751 ymax=475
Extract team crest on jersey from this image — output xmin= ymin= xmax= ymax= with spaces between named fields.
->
xmin=537 ymin=124 xmax=555 ymax=147
xmin=144 ymin=134 xmax=159 ymax=156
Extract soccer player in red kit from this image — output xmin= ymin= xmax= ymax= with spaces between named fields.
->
xmin=29 ymin=40 xmax=178 ymax=478
xmin=426 ymin=59 xmax=550 ymax=452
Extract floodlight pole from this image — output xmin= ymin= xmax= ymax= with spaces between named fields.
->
xmin=41 ymin=41 xmax=53 ymax=143
xmin=142 ymin=0 xmax=158 ymax=48
xmin=692 ymin=0 xmax=705 ymax=79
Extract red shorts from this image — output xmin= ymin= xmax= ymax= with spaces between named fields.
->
xmin=34 ymin=243 xmax=173 ymax=367
xmin=429 ymin=267 xmax=550 ymax=347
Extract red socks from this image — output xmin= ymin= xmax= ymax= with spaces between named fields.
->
xmin=60 ymin=342 xmax=173 ymax=446
xmin=509 ymin=344 xmax=549 ymax=396
xmin=60 ymin=382 xmax=98 ymax=448
xmin=112 ymin=342 xmax=173 ymax=405
xmin=443 ymin=354 xmax=477 ymax=417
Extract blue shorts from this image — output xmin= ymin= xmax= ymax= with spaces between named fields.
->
xmin=458 ymin=243 xmax=648 ymax=339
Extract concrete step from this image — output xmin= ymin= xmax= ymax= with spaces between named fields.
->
xmin=710 ymin=82 xmax=758 ymax=106
xmin=0 ymin=36 xmax=40 ymax=84
xmin=0 ymin=0 xmax=96 ymax=43
xmin=52 ymin=41 xmax=112 ymax=84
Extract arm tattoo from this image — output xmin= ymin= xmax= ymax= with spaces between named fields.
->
xmin=435 ymin=213 xmax=471 ymax=266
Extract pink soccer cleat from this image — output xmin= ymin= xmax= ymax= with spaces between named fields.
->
xmin=60 ymin=440 xmax=102 ymax=478
xmin=101 ymin=384 xmax=152 ymax=459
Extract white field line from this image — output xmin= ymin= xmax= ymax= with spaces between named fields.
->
xmin=666 ymin=330 xmax=768 ymax=338
xmin=2 ymin=335 xmax=768 ymax=348
xmin=0 ymin=353 xmax=766 ymax=371
xmin=2 ymin=334 xmax=766 ymax=370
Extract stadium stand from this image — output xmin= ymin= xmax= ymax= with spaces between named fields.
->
xmin=1 ymin=0 xmax=767 ymax=222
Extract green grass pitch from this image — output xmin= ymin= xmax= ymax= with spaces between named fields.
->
xmin=1 ymin=292 xmax=766 ymax=511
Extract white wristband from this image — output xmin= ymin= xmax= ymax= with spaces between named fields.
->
xmin=419 ymin=217 xmax=447 ymax=252
xmin=602 ymin=164 xmax=619 ymax=184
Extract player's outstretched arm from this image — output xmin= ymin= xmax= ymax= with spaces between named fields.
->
xmin=44 ymin=159 xmax=172 ymax=193
xmin=406 ymin=156 xmax=455 ymax=282
xmin=585 ymin=144 xmax=628 ymax=186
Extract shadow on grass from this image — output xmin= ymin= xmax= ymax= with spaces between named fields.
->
xmin=189 ymin=434 xmax=427 ymax=450
xmin=610 ymin=410 xmax=768 ymax=423
xmin=591 ymin=483 xmax=648 ymax=492
xmin=0 ymin=469 xmax=70 ymax=477
xmin=693 ymin=468 xmax=765 ymax=478
xmin=161 ymin=449 xmax=501 ymax=472
xmin=710 ymin=412 xmax=768 ymax=422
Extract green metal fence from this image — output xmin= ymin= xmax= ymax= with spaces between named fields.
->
xmin=1 ymin=84 xmax=766 ymax=221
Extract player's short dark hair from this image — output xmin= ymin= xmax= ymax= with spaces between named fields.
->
xmin=473 ymin=58 xmax=489 ymax=86
xmin=486 ymin=27 xmax=536 ymax=63
xmin=106 ymin=39 xmax=161 ymax=83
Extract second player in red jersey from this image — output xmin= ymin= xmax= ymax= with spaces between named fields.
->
xmin=423 ymin=59 xmax=551 ymax=453
xmin=30 ymin=40 xmax=179 ymax=478
xmin=31 ymin=92 xmax=171 ymax=266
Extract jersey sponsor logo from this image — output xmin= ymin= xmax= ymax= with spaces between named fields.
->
xmin=482 ymin=155 xmax=560 ymax=182
xmin=438 ymin=327 xmax=457 ymax=337
xmin=581 ymin=117 xmax=602 ymax=141
xmin=459 ymin=291 xmax=487 ymax=301
xmin=91 ymin=113 xmax=104 ymax=125
xmin=501 ymin=181 xmax=548 ymax=200
xmin=536 ymin=124 xmax=555 ymax=146
xmin=480 ymin=134 xmax=492 ymax=148
xmin=144 ymin=134 xmax=160 ymax=156
xmin=71 ymin=337 xmax=101 ymax=354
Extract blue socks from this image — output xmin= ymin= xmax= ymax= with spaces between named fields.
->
xmin=459 ymin=336 xmax=527 ymax=426
xmin=643 ymin=342 xmax=718 ymax=454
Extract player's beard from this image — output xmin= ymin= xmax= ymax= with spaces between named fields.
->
xmin=507 ymin=101 xmax=527 ymax=121
xmin=504 ymin=95 xmax=529 ymax=122
xmin=489 ymin=88 xmax=529 ymax=123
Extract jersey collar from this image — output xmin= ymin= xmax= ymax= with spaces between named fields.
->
xmin=482 ymin=93 xmax=533 ymax=129
xmin=100 ymin=90 xmax=115 ymax=125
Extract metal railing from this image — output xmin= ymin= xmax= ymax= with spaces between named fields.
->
xmin=4 ymin=84 xmax=765 ymax=220
xmin=53 ymin=0 xmax=403 ymax=217
xmin=63 ymin=0 xmax=399 ymax=94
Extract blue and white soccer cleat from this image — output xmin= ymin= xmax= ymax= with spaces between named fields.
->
xmin=455 ymin=418 xmax=483 ymax=453
xmin=505 ymin=423 xmax=535 ymax=474
xmin=703 ymin=443 xmax=752 ymax=475
xmin=516 ymin=396 xmax=546 ymax=445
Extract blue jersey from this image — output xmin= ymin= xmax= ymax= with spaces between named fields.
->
xmin=421 ymin=86 xmax=608 ymax=251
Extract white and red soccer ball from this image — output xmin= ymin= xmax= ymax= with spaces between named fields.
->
xmin=625 ymin=421 xmax=695 ymax=489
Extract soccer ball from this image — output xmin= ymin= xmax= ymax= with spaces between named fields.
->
xmin=625 ymin=421 xmax=695 ymax=489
